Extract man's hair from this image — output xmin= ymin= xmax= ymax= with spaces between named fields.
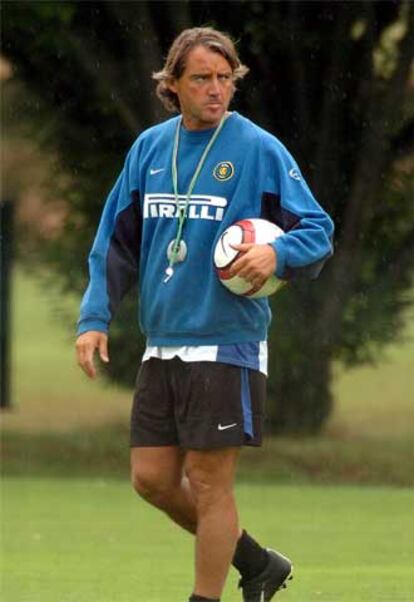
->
xmin=153 ymin=27 xmax=249 ymax=113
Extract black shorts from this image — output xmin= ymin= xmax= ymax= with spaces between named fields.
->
xmin=130 ymin=357 xmax=266 ymax=449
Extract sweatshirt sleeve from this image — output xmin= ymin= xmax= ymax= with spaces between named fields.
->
xmin=261 ymin=137 xmax=334 ymax=280
xmin=77 ymin=145 xmax=142 ymax=336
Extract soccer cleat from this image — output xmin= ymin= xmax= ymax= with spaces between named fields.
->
xmin=238 ymin=549 xmax=293 ymax=602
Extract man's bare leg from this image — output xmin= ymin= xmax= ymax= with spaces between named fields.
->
xmin=185 ymin=448 xmax=240 ymax=599
xmin=132 ymin=446 xmax=259 ymax=599
xmin=131 ymin=446 xmax=197 ymax=533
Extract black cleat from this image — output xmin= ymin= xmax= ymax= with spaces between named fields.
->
xmin=238 ymin=549 xmax=293 ymax=602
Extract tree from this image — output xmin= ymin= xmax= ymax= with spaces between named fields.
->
xmin=2 ymin=1 xmax=413 ymax=432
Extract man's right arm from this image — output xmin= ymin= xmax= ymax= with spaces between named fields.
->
xmin=76 ymin=144 xmax=142 ymax=376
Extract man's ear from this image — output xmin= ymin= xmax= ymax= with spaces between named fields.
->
xmin=166 ymin=78 xmax=177 ymax=94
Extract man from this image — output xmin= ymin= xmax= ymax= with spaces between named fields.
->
xmin=76 ymin=27 xmax=334 ymax=602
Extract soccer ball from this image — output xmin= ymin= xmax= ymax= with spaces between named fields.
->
xmin=214 ymin=218 xmax=285 ymax=298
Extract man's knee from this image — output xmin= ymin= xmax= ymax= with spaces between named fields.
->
xmin=131 ymin=464 xmax=174 ymax=508
xmin=185 ymin=457 xmax=236 ymax=511
xmin=130 ymin=446 xmax=184 ymax=508
xmin=187 ymin=468 xmax=224 ymax=508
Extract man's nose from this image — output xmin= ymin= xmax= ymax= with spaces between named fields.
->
xmin=207 ymin=76 xmax=220 ymax=95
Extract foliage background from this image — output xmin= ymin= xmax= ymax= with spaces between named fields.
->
xmin=2 ymin=0 xmax=414 ymax=432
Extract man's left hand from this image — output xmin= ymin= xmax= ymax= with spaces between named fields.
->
xmin=230 ymin=243 xmax=277 ymax=289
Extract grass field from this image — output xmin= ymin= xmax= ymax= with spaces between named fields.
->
xmin=2 ymin=478 xmax=414 ymax=602
xmin=1 ymin=270 xmax=414 ymax=601
xmin=3 ymin=270 xmax=132 ymax=434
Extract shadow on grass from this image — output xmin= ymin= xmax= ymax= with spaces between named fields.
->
xmin=2 ymin=422 xmax=414 ymax=487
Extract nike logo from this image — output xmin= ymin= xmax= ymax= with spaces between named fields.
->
xmin=218 ymin=422 xmax=237 ymax=431
xmin=150 ymin=168 xmax=165 ymax=175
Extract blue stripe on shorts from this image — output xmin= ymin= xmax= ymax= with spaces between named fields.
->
xmin=240 ymin=367 xmax=254 ymax=438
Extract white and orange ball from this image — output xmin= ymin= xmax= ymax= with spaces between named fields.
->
xmin=214 ymin=218 xmax=285 ymax=298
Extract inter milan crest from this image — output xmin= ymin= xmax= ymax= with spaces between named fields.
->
xmin=213 ymin=161 xmax=234 ymax=182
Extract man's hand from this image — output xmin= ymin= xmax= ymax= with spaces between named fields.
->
xmin=76 ymin=331 xmax=109 ymax=379
xmin=230 ymin=243 xmax=277 ymax=289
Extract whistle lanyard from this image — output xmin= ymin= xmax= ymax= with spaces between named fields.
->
xmin=164 ymin=114 xmax=227 ymax=282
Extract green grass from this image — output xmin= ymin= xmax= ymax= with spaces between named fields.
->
xmin=3 ymin=269 xmax=131 ymax=434
xmin=2 ymin=478 xmax=413 ymax=601
xmin=1 ymin=272 xmax=414 ymax=600
xmin=3 ymin=426 xmax=414 ymax=486
xmin=328 ymin=311 xmax=414 ymax=440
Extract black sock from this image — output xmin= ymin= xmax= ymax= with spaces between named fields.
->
xmin=232 ymin=529 xmax=269 ymax=580
xmin=188 ymin=594 xmax=220 ymax=602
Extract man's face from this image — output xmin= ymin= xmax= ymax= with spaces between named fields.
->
xmin=168 ymin=45 xmax=235 ymax=130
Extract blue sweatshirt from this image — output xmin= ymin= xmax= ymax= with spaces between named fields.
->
xmin=78 ymin=112 xmax=334 ymax=344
